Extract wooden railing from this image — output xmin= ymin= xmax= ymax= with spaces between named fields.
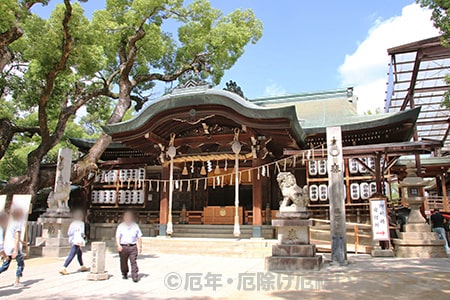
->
xmin=424 ymin=196 xmax=450 ymax=212
xmin=309 ymin=218 xmax=372 ymax=254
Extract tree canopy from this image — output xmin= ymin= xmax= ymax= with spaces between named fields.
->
xmin=0 ymin=0 xmax=263 ymax=196
xmin=418 ymin=0 xmax=450 ymax=39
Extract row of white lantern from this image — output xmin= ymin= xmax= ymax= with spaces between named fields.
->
xmin=309 ymin=181 xmax=390 ymax=201
xmin=91 ymin=190 xmax=116 ymax=204
xmin=91 ymin=190 xmax=145 ymax=205
xmin=95 ymin=168 xmax=146 ymax=184
xmin=348 ymin=158 xmax=385 ymax=174
xmin=308 ymin=160 xmax=327 ymax=176
xmin=308 ymin=158 xmax=386 ymax=176
xmin=309 ymin=184 xmax=328 ymax=201
xmin=119 ymin=168 xmax=146 ymax=182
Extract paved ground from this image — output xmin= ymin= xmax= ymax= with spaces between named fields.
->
xmin=0 ymin=250 xmax=449 ymax=299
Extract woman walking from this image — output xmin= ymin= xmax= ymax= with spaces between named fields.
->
xmin=60 ymin=210 xmax=88 ymax=275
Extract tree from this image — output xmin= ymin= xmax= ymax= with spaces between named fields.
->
xmin=0 ymin=1 xmax=50 ymax=70
xmin=417 ymin=0 xmax=450 ymax=107
xmin=1 ymin=0 xmax=110 ymax=195
xmin=72 ymin=0 xmax=263 ymax=182
xmin=418 ymin=0 xmax=450 ymax=39
xmin=0 ymin=0 xmax=49 ymax=159
xmin=0 ymin=0 xmax=262 ymax=197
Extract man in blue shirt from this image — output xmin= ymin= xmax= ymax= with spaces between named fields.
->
xmin=116 ymin=210 xmax=143 ymax=282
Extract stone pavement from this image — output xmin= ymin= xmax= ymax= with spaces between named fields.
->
xmin=0 ymin=250 xmax=449 ymax=299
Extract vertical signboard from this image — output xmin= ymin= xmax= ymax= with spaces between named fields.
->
xmin=369 ymin=198 xmax=390 ymax=241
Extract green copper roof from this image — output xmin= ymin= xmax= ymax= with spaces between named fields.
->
xmin=249 ymin=87 xmax=354 ymax=106
xmin=104 ymin=87 xmax=306 ymax=145
xmin=303 ymin=107 xmax=420 ymax=135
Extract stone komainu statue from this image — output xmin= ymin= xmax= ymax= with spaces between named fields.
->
xmin=47 ymin=182 xmax=71 ymax=209
xmin=277 ymin=172 xmax=308 ymax=208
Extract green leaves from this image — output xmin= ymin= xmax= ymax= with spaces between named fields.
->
xmin=0 ymin=1 xmax=20 ymax=33
xmin=0 ymin=0 xmax=263 ymax=182
xmin=418 ymin=0 xmax=450 ymax=39
xmin=93 ymin=0 xmax=262 ymax=86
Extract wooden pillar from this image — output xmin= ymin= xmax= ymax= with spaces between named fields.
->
xmin=441 ymin=175 xmax=448 ymax=211
xmin=252 ymin=159 xmax=263 ymax=238
xmin=374 ymin=153 xmax=382 ymax=195
xmin=344 ymin=158 xmax=351 ymax=204
xmin=159 ymin=163 xmax=169 ymax=236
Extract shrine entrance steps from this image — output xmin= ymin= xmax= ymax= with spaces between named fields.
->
xmin=168 ymin=224 xmax=275 ymax=239
xmin=142 ymin=237 xmax=277 ymax=258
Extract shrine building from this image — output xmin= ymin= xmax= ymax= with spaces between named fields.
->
xmin=67 ymin=36 xmax=450 ymax=241
xmin=71 ymin=82 xmax=443 ymax=240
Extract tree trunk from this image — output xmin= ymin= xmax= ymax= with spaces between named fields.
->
xmin=2 ymin=141 xmax=53 ymax=196
xmin=72 ymin=87 xmax=132 ymax=183
xmin=0 ymin=118 xmax=40 ymax=160
xmin=0 ymin=118 xmax=15 ymax=160
xmin=2 ymin=116 xmax=69 ymax=197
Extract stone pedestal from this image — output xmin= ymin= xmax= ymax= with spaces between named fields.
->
xmin=393 ymin=163 xmax=447 ymax=258
xmin=36 ymin=209 xmax=72 ymax=257
xmin=265 ymin=209 xmax=322 ymax=271
xmin=87 ymin=242 xmax=109 ymax=281
xmin=371 ymin=245 xmax=394 ymax=257
xmin=393 ymin=223 xmax=447 ymax=258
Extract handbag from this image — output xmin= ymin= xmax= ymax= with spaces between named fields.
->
xmin=72 ymin=231 xmax=85 ymax=247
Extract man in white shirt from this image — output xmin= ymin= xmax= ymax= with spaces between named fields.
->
xmin=116 ymin=210 xmax=143 ymax=282
xmin=0 ymin=208 xmax=25 ymax=288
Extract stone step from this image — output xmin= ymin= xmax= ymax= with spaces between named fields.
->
xmin=398 ymin=231 xmax=438 ymax=240
xmin=142 ymin=237 xmax=277 ymax=258
xmin=169 ymin=225 xmax=275 ymax=239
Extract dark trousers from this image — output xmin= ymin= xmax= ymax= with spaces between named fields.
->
xmin=0 ymin=252 xmax=24 ymax=277
xmin=64 ymin=245 xmax=84 ymax=268
xmin=120 ymin=245 xmax=138 ymax=279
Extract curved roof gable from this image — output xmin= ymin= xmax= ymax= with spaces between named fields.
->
xmin=104 ymin=88 xmax=307 ymax=156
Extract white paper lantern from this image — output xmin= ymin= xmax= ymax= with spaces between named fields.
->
xmin=367 ymin=157 xmax=375 ymax=171
xmin=131 ymin=190 xmax=138 ymax=204
xmin=125 ymin=190 xmax=131 ymax=204
xmin=119 ymin=190 xmax=126 ymax=204
xmin=360 ymin=182 xmax=370 ymax=200
xmin=350 ymin=183 xmax=360 ymax=200
xmin=369 ymin=182 xmax=377 ymax=196
xmin=358 ymin=158 xmax=367 ymax=173
xmin=309 ymin=185 xmax=319 ymax=202
xmin=308 ymin=161 xmax=317 ymax=176
xmin=138 ymin=190 xmax=145 ymax=204
xmin=91 ymin=191 xmax=98 ymax=204
xmin=349 ymin=159 xmax=358 ymax=174
xmin=319 ymin=184 xmax=328 ymax=201
xmin=318 ymin=160 xmax=327 ymax=175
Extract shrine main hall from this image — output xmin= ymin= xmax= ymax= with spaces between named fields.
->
xmin=70 ymin=73 xmax=449 ymax=241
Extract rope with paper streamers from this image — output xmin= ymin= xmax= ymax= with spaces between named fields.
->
xmin=138 ymin=143 xmax=327 ymax=192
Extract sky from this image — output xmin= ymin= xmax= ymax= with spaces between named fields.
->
xmin=32 ymin=0 xmax=440 ymax=114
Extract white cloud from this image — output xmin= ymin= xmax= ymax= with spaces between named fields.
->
xmin=339 ymin=3 xmax=440 ymax=114
xmin=264 ymin=82 xmax=286 ymax=97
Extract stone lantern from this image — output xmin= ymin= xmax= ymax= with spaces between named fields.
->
xmin=393 ymin=162 xmax=447 ymax=258
xmin=399 ymin=163 xmax=428 ymax=225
